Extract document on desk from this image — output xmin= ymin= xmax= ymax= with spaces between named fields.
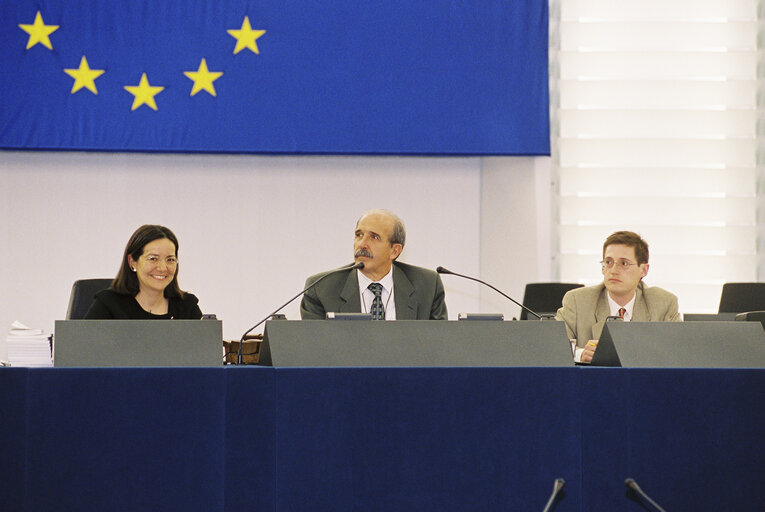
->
xmin=6 ymin=320 xmax=53 ymax=367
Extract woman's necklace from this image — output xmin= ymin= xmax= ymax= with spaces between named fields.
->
xmin=136 ymin=294 xmax=168 ymax=315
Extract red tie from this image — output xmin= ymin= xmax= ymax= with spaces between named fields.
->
xmin=618 ymin=307 xmax=626 ymax=320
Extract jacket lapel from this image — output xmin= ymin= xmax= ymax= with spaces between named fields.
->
xmin=338 ymin=270 xmax=361 ymax=313
xmin=632 ymin=282 xmax=649 ymax=321
xmin=592 ymin=286 xmax=611 ymax=340
xmin=392 ymin=264 xmax=417 ymax=319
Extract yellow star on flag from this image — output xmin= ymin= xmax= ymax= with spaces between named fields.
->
xmin=123 ymin=73 xmax=165 ymax=111
xmin=183 ymin=58 xmax=223 ymax=97
xmin=64 ymin=56 xmax=105 ymax=95
xmin=18 ymin=11 xmax=59 ymax=50
xmin=227 ymin=16 xmax=266 ymax=55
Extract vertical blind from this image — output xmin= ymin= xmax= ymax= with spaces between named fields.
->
xmin=550 ymin=0 xmax=761 ymax=313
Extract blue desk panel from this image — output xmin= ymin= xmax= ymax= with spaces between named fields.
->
xmin=2 ymin=367 xmax=765 ymax=512
xmin=0 ymin=368 xmax=27 ymax=512
xmin=270 ymin=367 xmax=579 ymax=512
xmin=23 ymin=368 xmax=228 ymax=512
xmin=579 ymin=367 xmax=765 ymax=510
xmin=224 ymin=367 xmax=276 ymax=512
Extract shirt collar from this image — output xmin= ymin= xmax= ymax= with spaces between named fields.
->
xmin=607 ymin=292 xmax=636 ymax=320
xmin=357 ymin=266 xmax=394 ymax=292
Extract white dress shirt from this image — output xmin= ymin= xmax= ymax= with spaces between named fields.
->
xmin=607 ymin=293 xmax=636 ymax=321
xmin=357 ymin=267 xmax=396 ymax=320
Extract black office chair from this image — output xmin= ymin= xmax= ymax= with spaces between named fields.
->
xmin=66 ymin=278 xmax=113 ymax=319
xmin=734 ymin=311 xmax=765 ymax=333
xmin=520 ymin=282 xmax=583 ymax=320
xmin=718 ymin=282 xmax=765 ymax=314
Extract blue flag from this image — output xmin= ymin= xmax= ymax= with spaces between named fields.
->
xmin=1 ymin=1 xmax=549 ymax=155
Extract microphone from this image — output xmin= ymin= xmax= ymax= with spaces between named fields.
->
xmin=237 ymin=262 xmax=364 ymax=363
xmin=436 ymin=266 xmax=542 ymax=319
xmin=625 ymin=478 xmax=667 ymax=512
xmin=542 ymin=478 xmax=565 ymax=512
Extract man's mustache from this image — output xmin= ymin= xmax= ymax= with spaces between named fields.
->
xmin=354 ymin=249 xmax=373 ymax=259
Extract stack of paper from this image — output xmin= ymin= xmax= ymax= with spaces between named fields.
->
xmin=6 ymin=321 xmax=52 ymax=367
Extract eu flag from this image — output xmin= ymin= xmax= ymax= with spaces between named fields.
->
xmin=0 ymin=1 xmax=549 ymax=155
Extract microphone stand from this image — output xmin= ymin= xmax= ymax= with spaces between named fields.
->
xmin=625 ymin=478 xmax=667 ymax=512
xmin=542 ymin=478 xmax=565 ymax=512
xmin=237 ymin=262 xmax=364 ymax=364
xmin=436 ymin=266 xmax=542 ymax=319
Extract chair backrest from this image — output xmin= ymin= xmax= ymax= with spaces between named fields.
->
xmin=735 ymin=311 xmax=765 ymax=333
xmin=520 ymin=282 xmax=584 ymax=320
xmin=718 ymin=282 xmax=765 ymax=314
xmin=66 ymin=278 xmax=113 ymax=319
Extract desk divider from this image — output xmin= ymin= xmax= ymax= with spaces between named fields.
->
xmin=259 ymin=320 xmax=574 ymax=367
xmin=591 ymin=321 xmax=765 ymax=368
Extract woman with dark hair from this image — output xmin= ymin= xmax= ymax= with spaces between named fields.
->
xmin=85 ymin=225 xmax=203 ymax=319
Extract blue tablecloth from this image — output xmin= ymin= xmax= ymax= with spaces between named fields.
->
xmin=2 ymin=366 xmax=764 ymax=511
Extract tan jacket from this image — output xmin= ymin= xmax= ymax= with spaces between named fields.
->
xmin=555 ymin=281 xmax=681 ymax=348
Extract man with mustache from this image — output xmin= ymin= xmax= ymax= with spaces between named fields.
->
xmin=555 ymin=231 xmax=681 ymax=363
xmin=300 ymin=209 xmax=448 ymax=320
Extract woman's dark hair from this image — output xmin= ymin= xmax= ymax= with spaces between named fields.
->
xmin=111 ymin=225 xmax=185 ymax=298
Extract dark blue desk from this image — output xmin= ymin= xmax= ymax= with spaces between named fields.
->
xmin=2 ymin=367 xmax=764 ymax=511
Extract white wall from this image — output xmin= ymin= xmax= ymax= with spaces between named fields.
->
xmin=0 ymin=151 xmax=552 ymax=359
xmin=480 ymin=157 xmax=554 ymax=318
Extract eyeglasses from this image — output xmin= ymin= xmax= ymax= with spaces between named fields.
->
xmin=142 ymin=255 xmax=178 ymax=266
xmin=600 ymin=258 xmax=637 ymax=270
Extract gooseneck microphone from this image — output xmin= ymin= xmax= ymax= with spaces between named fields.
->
xmin=436 ymin=266 xmax=542 ymax=319
xmin=542 ymin=478 xmax=566 ymax=512
xmin=625 ymin=478 xmax=667 ymax=512
xmin=237 ymin=262 xmax=365 ymax=364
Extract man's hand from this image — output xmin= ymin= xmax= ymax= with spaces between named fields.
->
xmin=581 ymin=340 xmax=598 ymax=363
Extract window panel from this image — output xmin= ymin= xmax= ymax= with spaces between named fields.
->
xmin=560 ymin=51 xmax=757 ymax=80
xmin=560 ymin=255 xmax=756 ymax=285
xmin=559 ymin=196 xmax=756 ymax=225
xmin=561 ymin=0 xmax=756 ymax=21
xmin=551 ymin=0 xmax=759 ymax=313
xmin=561 ymin=22 xmax=757 ymax=51
xmin=559 ymin=80 xmax=757 ymax=110
xmin=560 ymin=110 xmax=758 ymax=138
xmin=559 ymin=225 xmax=757 ymax=254
xmin=559 ymin=139 xmax=756 ymax=167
